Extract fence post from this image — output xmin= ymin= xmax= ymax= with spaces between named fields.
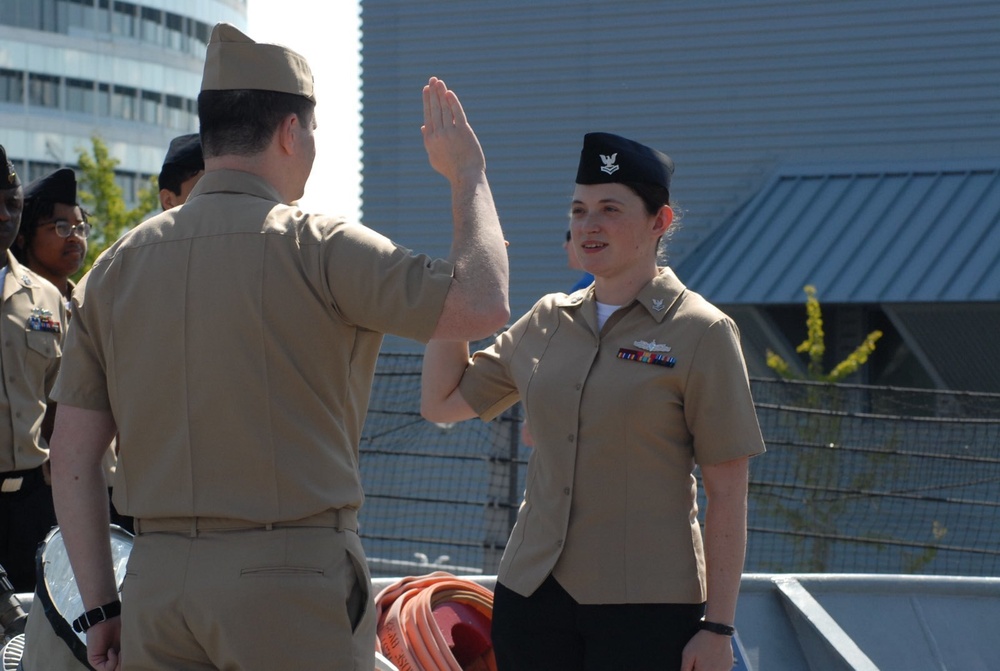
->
xmin=483 ymin=403 xmax=522 ymax=573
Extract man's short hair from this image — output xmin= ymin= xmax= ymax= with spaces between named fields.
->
xmin=198 ymin=89 xmax=315 ymax=158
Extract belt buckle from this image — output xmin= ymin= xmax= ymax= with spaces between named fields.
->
xmin=1 ymin=477 xmax=23 ymax=493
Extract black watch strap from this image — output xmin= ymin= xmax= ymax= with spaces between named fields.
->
xmin=699 ymin=619 xmax=735 ymax=636
xmin=72 ymin=600 xmax=122 ymax=634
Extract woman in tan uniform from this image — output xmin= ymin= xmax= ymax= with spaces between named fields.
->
xmin=422 ymin=133 xmax=765 ymax=671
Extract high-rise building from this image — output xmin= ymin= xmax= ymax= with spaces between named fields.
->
xmin=0 ymin=0 xmax=247 ymax=201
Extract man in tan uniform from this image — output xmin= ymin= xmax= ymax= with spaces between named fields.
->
xmin=49 ymin=23 xmax=508 ymax=671
xmin=0 ymin=145 xmax=68 ymax=594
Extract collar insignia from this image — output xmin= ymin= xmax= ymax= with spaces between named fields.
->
xmin=651 ymin=298 xmax=665 ymax=311
xmin=599 ymin=153 xmax=619 ymax=175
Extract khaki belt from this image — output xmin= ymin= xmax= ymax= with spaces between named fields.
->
xmin=133 ymin=508 xmax=358 ymax=537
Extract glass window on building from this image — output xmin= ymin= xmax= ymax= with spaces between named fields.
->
xmin=28 ymin=73 xmax=60 ymax=109
xmin=28 ymin=161 xmax=62 ymax=183
xmin=95 ymin=0 xmax=111 ymax=33
xmin=59 ymin=0 xmax=96 ymax=34
xmin=140 ymin=89 xmax=160 ymax=124
xmin=4 ymin=0 xmax=43 ymax=30
xmin=140 ymin=6 xmax=162 ymax=45
xmin=0 ymin=69 xmax=25 ymax=105
xmin=192 ymin=20 xmax=211 ymax=57
xmin=186 ymin=97 xmax=198 ymax=131
xmin=97 ymin=82 xmax=110 ymax=116
xmin=111 ymin=1 xmax=137 ymax=38
xmin=111 ymin=84 xmax=137 ymax=120
xmin=165 ymin=12 xmax=184 ymax=51
xmin=164 ymin=94 xmax=185 ymax=129
xmin=66 ymin=77 xmax=95 ymax=114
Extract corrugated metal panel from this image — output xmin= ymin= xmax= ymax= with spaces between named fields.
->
xmin=678 ymin=162 xmax=1000 ymax=304
xmin=360 ymin=0 xmax=1000 ymax=320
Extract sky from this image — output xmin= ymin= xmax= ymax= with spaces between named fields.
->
xmin=247 ymin=1 xmax=363 ymax=221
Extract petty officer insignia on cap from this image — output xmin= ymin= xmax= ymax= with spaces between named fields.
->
xmin=577 ymin=132 xmax=674 ymax=192
xmin=600 ymin=153 xmax=619 ymax=175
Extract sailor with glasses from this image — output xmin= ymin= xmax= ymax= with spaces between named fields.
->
xmin=14 ymin=168 xmax=90 ymax=308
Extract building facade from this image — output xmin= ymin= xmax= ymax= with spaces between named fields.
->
xmin=360 ymin=0 xmax=1000 ymax=390
xmin=0 ymin=0 xmax=246 ymax=200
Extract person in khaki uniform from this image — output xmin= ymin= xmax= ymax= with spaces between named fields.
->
xmin=49 ymin=23 xmax=508 ymax=671
xmin=0 ymin=145 xmax=68 ymax=594
xmin=422 ymin=133 xmax=765 ymax=671
xmin=20 ymin=138 xmax=201 ymax=671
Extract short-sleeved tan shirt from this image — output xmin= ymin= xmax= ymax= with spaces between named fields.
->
xmin=459 ymin=267 xmax=765 ymax=604
xmin=0 ymin=252 xmax=66 ymax=472
xmin=52 ymin=170 xmax=454 ymax=521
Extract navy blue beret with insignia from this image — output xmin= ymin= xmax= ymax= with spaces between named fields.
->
xmin=158 ymin=133 xmax=204 ymax=186
xmin=575 ymin=132 xmax=674 ymax=192
xmin=24 ymin=168 xmax=77 ymax=205
xmin=0 ymin=144 xmax=19 ymax=189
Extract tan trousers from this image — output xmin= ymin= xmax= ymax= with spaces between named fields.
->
xmin=121 ymin=526 xmax=375 ymax=670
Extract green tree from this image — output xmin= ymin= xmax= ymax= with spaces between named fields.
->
xmin=761 ymin=284 xmax=885 ymax=571
xmin=74 ymin=135 xmax=159 ymax=278
xmin=766 ymin=284 xmax=882 ymax=383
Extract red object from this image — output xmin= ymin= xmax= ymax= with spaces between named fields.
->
xmin=433 ymin=601 xmax=492 ymax=665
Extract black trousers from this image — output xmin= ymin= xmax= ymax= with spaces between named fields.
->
xmin=492 ymin=575 xmax=704 ymax=671
xmin=0 ymin=467 xmax=57 ymax=593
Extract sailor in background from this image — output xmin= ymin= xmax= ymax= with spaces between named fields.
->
xmin=157 ymin=133 xmax=204 ymax=211
xmin=422 ymin=132 xmax=765 ymax=671
xmin=0 ymin=146 xmax=68 ymax=594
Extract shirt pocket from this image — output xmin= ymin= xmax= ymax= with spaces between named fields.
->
xmin=24 ymin=329 xmax=63 ymax=361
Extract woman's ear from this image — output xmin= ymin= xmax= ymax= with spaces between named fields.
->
xmin=652 ymin=205 xmax=673 ymax=236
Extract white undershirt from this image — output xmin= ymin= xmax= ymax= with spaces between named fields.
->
xmin=596 ymin=301 xmax=623 ymax=330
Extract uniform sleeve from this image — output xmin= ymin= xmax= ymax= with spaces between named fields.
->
xmin=684 ymin=317 xmax=766 ymax=465
xmin=50 ymin=274 xmax=111 ymax=411
xmin=322 ymin=221 xmax=455 ymax=343
xmin=458 ymin=302 xmax=539 ymax=422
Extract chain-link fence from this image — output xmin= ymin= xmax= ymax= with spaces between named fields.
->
xmin=359 ymin=353 xmax=1000 ymax=578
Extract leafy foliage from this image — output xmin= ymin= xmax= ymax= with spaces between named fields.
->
xmin=74 ymin=135 xmax=159 ymax=278
xmin=767 ymin=285 xmax=882 ymax=383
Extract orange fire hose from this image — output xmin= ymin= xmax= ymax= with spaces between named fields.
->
xmin=374 ymin=571 xmax=497 ymax=671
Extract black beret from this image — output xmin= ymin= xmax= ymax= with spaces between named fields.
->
xmin=24 ymin=168 xmax=77 ymax=204
xmin=0 ymin=145 xmax=19 ymax=189
xmin=575 ymin=132 xmax=674 ymax=192
xmin=158 ymin=133 xmax=204 ymax=186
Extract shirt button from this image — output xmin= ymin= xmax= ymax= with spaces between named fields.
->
xmin=556 ymin=539 xmax=563 ymax=547
xmin=563 ymin=487 xmax=571 ymax=495
xmin=567 ymin=434 xmax=574 ymax=442
xmin=575 ymin=383 xmax=582 ymax=390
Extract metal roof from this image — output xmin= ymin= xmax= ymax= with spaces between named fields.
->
xmin=677 ymin=162 xmax=1000 ymax=305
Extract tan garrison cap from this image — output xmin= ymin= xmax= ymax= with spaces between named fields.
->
xmin=201 ymin=23 xmax=315 ymax=103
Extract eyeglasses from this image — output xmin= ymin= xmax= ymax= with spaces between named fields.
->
xmin=47 ymin=220 xmax=92 ymax=240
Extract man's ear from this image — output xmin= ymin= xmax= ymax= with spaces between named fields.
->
xmin=159 ymin=189 xmax=177 ymax=210
xmin=276 ymin=113 xmax=301 ymax=155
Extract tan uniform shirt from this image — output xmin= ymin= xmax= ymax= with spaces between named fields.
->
xmin=459 ymin=267 xmax=765 ymax=604
xmin=52 ymin=170 xmax=454 ymax=521
xmin=0 ymin=252 xmax=66 ymax=472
